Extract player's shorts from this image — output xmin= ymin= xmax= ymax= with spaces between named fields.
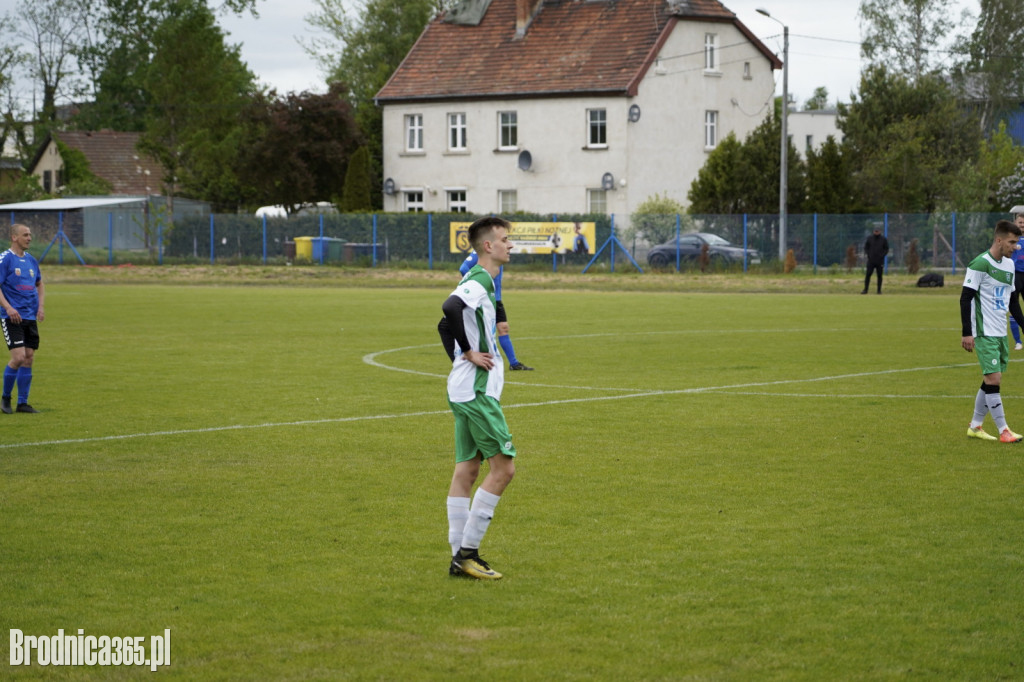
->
xmin=975 ymin=335 xmax=1009 ymax=375
xmin=1 ymin=318 xmax=39 ymax=351
xmin=449 ymin=394 xmax=516 ymax=463
xmin=495 ymin=300 xmax=507 ymax=324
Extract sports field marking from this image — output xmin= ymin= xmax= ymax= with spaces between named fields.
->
xmin=0 ymin=361 xmax=983 ymax=451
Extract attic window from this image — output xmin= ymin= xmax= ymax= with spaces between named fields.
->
xmin=704 ymin=33 xmax=718 ymax=71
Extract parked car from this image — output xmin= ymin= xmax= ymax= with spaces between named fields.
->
xmin=646 ymin=232 xmax=760 ymax=267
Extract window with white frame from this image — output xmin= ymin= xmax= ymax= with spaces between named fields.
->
xmin=448 ymin=189 xmax=468 ymax=213
xmin=704 ymin=110 xmax=718 ymax=148
xmin=498 ymin=190 xmax=518 ymax=213
xmin=587 ymin=108 xmax=607 ymax=147
xmin=587 ymin=189 xmax=607 ymax=214
xmin=704 ymin=33 xmax=718 ymax=71
xmin=806 ymin=135 xmax=814 ymax=153
xmin=405 ymin=191 xmax=424 ymax=212
xmin=405 ymin=114 xmax=423 ymax=152
xmin=448 ymin=112 xmax=467 ymax=151
xmin=498 ymin=111 xmax=518 ymax=149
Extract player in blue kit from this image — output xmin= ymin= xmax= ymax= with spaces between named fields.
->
xmin=0 ymin=224 xmax=45 ymax=414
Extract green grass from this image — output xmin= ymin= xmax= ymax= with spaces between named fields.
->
xmin=2 ymin=273 xmax=1022 ymax=680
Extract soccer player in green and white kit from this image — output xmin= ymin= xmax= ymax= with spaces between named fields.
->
xmin=441 ymin=216 xmax=516 ymax=580
xmin=962 ymin=219 xmax=1024 ymax=443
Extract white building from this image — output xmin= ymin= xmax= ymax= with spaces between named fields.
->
xmin=786 ymin=109 xmax=843 ymax=159
xmin=375 ymin=0 xmax=781 ymax=220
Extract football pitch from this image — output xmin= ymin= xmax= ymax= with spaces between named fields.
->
xmin=3 ymin=276 xmax=1022 ymax=680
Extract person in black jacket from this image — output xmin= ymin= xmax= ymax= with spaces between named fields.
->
xmin=862 ymin=227 xmax=889 ymax=294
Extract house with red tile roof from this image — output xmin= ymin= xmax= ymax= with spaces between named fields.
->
xmin=29 ymin=130 xmax=164 ymax=196
xmin=375 ymin=0 xmax=780 ymax=220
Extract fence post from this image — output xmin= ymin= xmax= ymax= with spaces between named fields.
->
xmin=883 ymin=213 xmax=889 ymax=273
xmin=209 ymin=215 xmax=215 ymax=265
xmin=550 ymin=214 xmax=559 ymax=272
xmin=262 ymin=214 xmax=267 ymax=265
xmin=813 ymin=213 xmax=818 ymax=274
xmin=951 ymin=212 xmax=957 ymax=275
xmin=675 ymin=213 xmax=681 ymax=272
xmin=108 ymin=212 xmax=113 ymax=265
xmin=158 ymin=223 xmax=163 ymax=265
xmin=319 ymin=215 xmax=324 ymax=265
xmin=428 ymin=213 xmax=433 ymax=270
xmin=372 ymin=214 xmax=378 ymax=267
xmin=745 ymin=215 xmax=753 ymax=274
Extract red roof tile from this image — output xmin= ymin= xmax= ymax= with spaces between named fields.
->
xmin=54 ymin=130 xmax=164 ymax=196
xmin=376 ymin=0 xmax=779 ymax=102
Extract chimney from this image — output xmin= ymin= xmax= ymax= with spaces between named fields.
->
xmin=515 ymin=0 xmax=544 ymax=38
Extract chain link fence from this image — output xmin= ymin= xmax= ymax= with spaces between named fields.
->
xmin=22 ymin=209 xmax=1010 ymax=273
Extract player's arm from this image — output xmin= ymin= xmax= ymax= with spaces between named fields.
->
xmin=35 ymin=279 xmax=44 ymax=322
xmin=960 ymin=285 xmax=976 ymax=352
xmin=1010 ymin=287 xmax=1024 ymax=331
xmin=0 ymin=286 xmax=19 ymax=324
xmin=441 ymin=295 xmax=494 ymax=369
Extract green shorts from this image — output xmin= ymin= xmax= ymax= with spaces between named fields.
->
xmin=449 ymin=394 xmax=516 ymax=463
xmin=975 ymin=336 xmax=1009 ymax=375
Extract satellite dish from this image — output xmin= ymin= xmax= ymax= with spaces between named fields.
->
xmin=601 ymin=172 xmax=615 ymax=191
xmin=383 ymin=177 xmax=396 ymax=195
xmin=517 ymin=150 xmax=533 ymax=171
xmin=628 ymin=104 xmax=641 ymax=122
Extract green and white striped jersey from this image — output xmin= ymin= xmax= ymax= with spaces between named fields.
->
xmin=963 ymin=252 xmax=1016 ymax=338
xmin=446 ymin=265 xmax=504 ymax=403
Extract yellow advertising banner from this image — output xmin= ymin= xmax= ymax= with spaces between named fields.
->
xmin=450 ymin=222 xmax=596 ymax=255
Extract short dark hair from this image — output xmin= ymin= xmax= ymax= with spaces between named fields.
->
xmin=995 ymin=219 xmax=1022 ymax=238
xmin=468 ymin=216 xmax=511 ymax=252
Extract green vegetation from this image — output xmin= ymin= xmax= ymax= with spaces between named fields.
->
xmin=3 ymin=273 xmax=1022 ymax=679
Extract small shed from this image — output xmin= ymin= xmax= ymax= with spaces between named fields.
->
xmin=0 ymin=196 xmax=209 ymax=250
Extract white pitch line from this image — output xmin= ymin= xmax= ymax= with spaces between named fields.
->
xmin=0 ymin=360 xmax=985 ymax=450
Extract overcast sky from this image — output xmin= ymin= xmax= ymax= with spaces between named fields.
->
xmin=0 ymin=0 xmax=977 ymax=110
xmin=218 ymin=0 xmax=976 ymax=108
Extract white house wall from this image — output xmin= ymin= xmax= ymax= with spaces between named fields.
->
xmin=380 ymin=20 xmax=777 ymax=224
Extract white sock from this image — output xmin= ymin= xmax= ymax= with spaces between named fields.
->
xmin=985 ymin=391 xmax=1008 ymax=431
xmin=461 ymin=488 xmax=501 ymax=550
xmin=447 ymin=497 xmax=470 ymax=557
xmin=972 ymin=389 xmax=988 ymax=428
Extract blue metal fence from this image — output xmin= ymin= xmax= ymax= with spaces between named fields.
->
xmin=10 ymin=209 xmax=1010 ymax=273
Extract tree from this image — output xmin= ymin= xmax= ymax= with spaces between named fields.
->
xmin=0 ymin=15 xmax=29 ymax=161
xmin=805 ymin=136 xmax=857 ymax=213
xmin=858 ymin=0 xmax=956 ymax=82
xmin=688 ymin=115 xmax=806 ymax=216
xmin=72 ymin=0 xmax=263 ymax=132
xmin=55 ymin=140 xmax=112 ymax=195
xmin=687 ymin=132 xmax=744 ymax=214
xmin=954 ymin=0 xmax=1024 ymax=134
xmin=237 ymin=83 xmax=363 ymax=213
xmin=303 ymin=0 xmax=451 ymax=207
xmin=627 ymin=193 xmax=688 ymax=245
xmin=139 ymin=0 xmax=257 ymax=212
xmin=339 ymin=145 xmax=372 ymax=212
xmin=16 ymin=0 xmax=85 ymax=135
xmin=804 ymin=86 xmax=830 ymax=111
xmin=946 ymin=122 xmax=1024 ymax=212
xmin=838 ymin=65 xmax=981 ymax=211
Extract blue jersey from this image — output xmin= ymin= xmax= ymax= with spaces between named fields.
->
xmin=1012 ymin=245 xmax=1024 ymax=273
xmin=0 ymin=249 xmax=42 ymax=320
xmin=460 ymin=252 xmax=503 ymax=300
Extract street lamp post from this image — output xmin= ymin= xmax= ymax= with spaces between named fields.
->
xmin=756 ymin=8 xmax=788 ymax=262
